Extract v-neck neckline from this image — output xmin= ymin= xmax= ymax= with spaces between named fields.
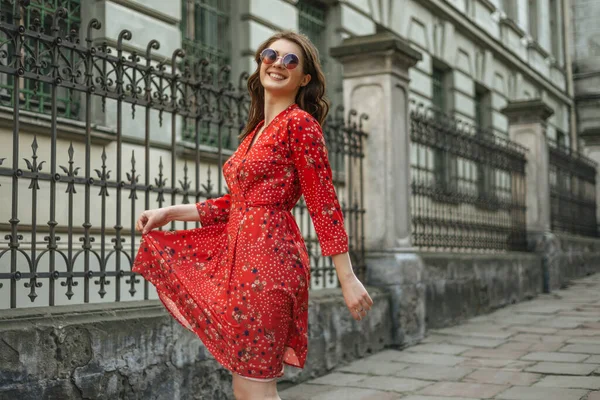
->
xmin=243 ymin=103 xmax=298 ymax=158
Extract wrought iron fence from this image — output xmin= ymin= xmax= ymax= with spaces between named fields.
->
xmin=549 ymin=145 xmax=598 ymax=237
xmin=410 ymin=105 xmax=528 ymax=252
xmin=0 ymin=4 xmax=366 ymax=309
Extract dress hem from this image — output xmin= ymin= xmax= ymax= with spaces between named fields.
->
xmin=134 ymin=232 xmax=306 ymax=381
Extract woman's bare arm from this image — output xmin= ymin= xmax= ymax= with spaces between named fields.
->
xmin=165 ymin=204 xmax=201 ymax=222
xmin=137 ymin=204 xmax=199 ymax=234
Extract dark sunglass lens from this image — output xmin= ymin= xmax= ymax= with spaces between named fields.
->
xmin=260 ymin=48 xmax=277 ymax=64
xmin=283 ymin=53 xmax=299 ymax=70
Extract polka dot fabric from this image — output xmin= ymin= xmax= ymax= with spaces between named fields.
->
xmin=132 ymin=103 xmax=349 ymax=380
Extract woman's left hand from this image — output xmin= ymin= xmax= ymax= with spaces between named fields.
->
xmin=340 ymin=274 xmax=373 ymax=321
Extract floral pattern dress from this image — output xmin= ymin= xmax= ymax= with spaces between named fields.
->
xmin=132 ymin=103 xmax=349 ymax=380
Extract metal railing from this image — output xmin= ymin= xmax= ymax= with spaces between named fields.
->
xmin=549 ymin=145 xmax=598 ymax=237
xmin=0 ymin=4 xmax=367 ymax=308
xmin=410 ymin=105 xmax=528 ymax=252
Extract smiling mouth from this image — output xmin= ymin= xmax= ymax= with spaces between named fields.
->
xmin=268 ymin=72 xmax=286 ymax=81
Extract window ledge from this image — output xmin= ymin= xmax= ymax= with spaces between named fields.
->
xmin=499 ymin=16 xmax=527 ymax=39
xmin=477 ymin=0 xmax=497 ymax=13
xmin=0 ymin=105 xmax=115 ymax=146
xmin=527 ymin=39 xmax=551 ymax=59
xmin=176 ymin=139 xmax=235 ymax=163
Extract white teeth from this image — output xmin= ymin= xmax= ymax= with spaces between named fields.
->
xmin=269 ymin=73 xmax=285 ymax=80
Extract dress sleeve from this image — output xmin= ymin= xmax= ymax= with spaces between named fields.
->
xmin=288 ymin=113 xmax=349 ymax=256
xmin=196 ymin=194 xmax=231 ymax=227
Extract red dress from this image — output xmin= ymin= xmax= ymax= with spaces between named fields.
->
xmin=132 ymin=103 xmax=349 ymax=380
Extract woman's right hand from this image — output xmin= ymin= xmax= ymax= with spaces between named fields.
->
xmin=136 ymin=208 xmax=171 ymax=234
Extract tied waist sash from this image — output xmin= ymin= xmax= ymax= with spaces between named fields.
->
xmin=230 ymin=198 xmax=290 ymax=212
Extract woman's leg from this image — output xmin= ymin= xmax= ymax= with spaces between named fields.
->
xmin=232 ymin=373 xmax=281 ymax=400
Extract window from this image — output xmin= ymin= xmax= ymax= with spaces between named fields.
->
xmin=431 ymin=66 xmax=457 ymax=194
xmin=297 ymin=0 xmax=343 ymax=107
xmin=502 ymin=0 xmax=519 ymax=21
xmin=298 ymin=0 xmax=327 ymax=62
xmin=180 ymin=0 xmax=233 ymax=148
xmin=528 ymin=0 xmax=538 ymax=40
xmin=181 ymin=0 xmax=231 ymax=67
xmin=474 ymin=85 xmax=496 ymax=203
xmin=553 ymin=129 xmax=569 ymax=150
xmin=549 ymin=0 xmax=561 ymax=60
xmin=474 ymin=90 xmax=485 ymax=131
xmin=432 ymin=67 xmax=447 ymax=115
xmin=474 ymin=85 xmax=492 ymax=132
xmin=0 ymin=0 xmax=81 ymax=119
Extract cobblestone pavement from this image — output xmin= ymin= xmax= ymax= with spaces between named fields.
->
xmin=280 ymin=275 xmax=600 ymax=400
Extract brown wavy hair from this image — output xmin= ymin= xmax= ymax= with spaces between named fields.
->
xmin=239 ymin=31 xmax=330 ymax=141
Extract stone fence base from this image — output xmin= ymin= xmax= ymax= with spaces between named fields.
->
xmin=530 ymin=232 xmax=600 ymax=292
xmin=0 ymin=288 xmax=392 ymax=400
xmin=421 ymin=252 xmax=543 ymax=329
xmin=4 ymin=235 xmax=600 ymax=399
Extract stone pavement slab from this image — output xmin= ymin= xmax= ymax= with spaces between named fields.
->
xmin=460 ymin=349 xmax=528 ymax=360
xmin=404 ymin=343 xmax=472 ymax=355
xmin=459 ymin=358 xmax=535 ymax=370
xmin=496 ymin=341 xmax=534 ymax=351
xmin=463 ymin=369 xmax=541 ymax=386
xmin=283 ymin=386 xmax=402 ymax=400
xmin=431 ymin=326 xmax=514 ymax=340
xmin=418 ymin=381 xmax=507 ymax=398
xmin=495 ymin=386 xmax=588 ymax=400
xmin=506 ymin=326 xmax=559 ymax=335
xmin=520 ymin=351 xmax=589 ymax=362
xmin=525 ymin=361 xmax=600 ymax=375
xmin=309 ymin=372 xmax=368 ymax=386
xmin=527 ymin=342 xmax=564 ymax=352
xmin=511 ymin=333 xmax=569 ymax=343
xmin=561 ymin=343 xmax=600 ymax=354
xmin=537 ymin=317 xmax=590 ymax=329
xmin=390 ymin=352 xmax=466 ymax=366
xmin=567 ymin=337 xmax=600 ymax=344
xmin=533 ymin=375 xmax=600 ymax=389
xmin=584 ymin=355 xmax=600 ymax=363
xmin=336 ymin=359 xmax=410 ymax=375
xmin=278 ymin=383 xmax=336 ymax=400
xmin=423 ymin=334 xmax=506 ymax=348
xmin=395 ymin=365 xmax=474 ymax=381
xmin=401 ymin=397 xmax=480 ymax=400
xmin=353 ymin=376 xmax=432 ymax=392
xmin=508 ymin=302 xmax=574 ymax=314
xmin=588 ymin=391 xmax=600 ymax=400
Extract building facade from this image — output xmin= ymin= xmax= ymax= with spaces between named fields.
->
xmin=6 ymin=0 xmax=574 ymax=144
xmin=4 ymin=2 xmax=600 ymax=397
xmin=84 ymin=0 xmax=576 ymax=190
xmin=0 ymin=0 xmax=578 ymax=307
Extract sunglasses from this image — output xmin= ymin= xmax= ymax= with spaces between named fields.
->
xmin=260 ymin=48 xmax=299 ymax=70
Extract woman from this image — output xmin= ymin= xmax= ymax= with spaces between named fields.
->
xmin=133 ymin=31 xmax=373 ymax=400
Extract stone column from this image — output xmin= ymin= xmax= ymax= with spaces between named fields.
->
xmin=502 ymin=100 xmax=554 ymax=235
xmin=331 ymin=31 xmax=424 ymax=346
xmin=501 ymin=99 xmax=555 ymax=291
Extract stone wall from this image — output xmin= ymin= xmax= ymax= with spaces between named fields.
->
xmin=531 ymin=232 xmax=600 ymax=292
xmin=421 ymin=253 xmax=543 ymax=329
xmin=0 ymin=288 xmax=392 ymax=400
